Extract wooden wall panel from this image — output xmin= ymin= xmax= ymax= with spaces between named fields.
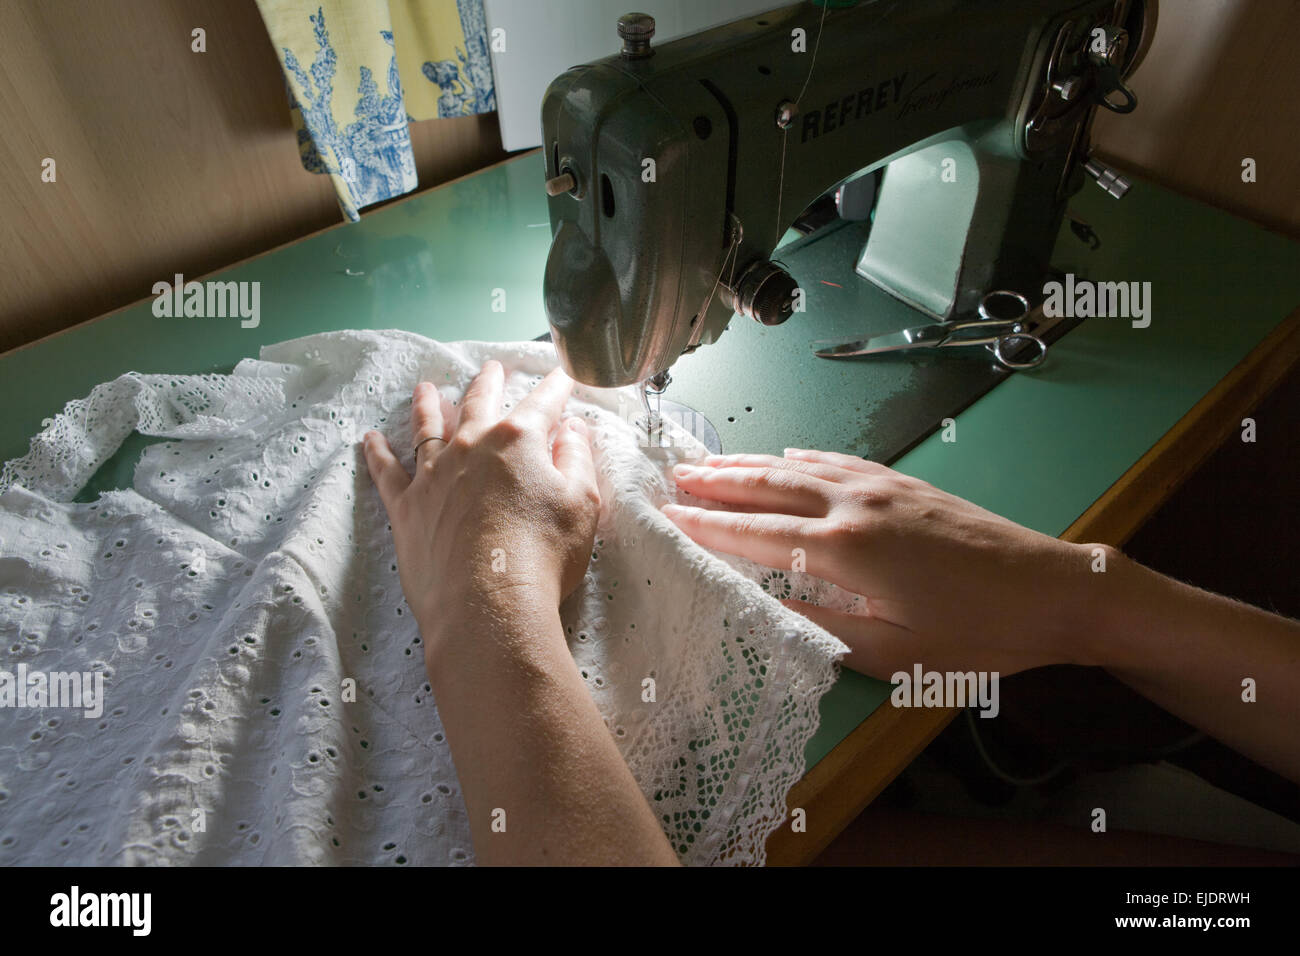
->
xmin=1092 ymin=0 xmax=1300 ymax=240
xmin=0 ymin=0 xmax=507 ymax=353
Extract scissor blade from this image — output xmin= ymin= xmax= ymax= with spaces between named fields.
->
xmin=811 ymin=324 xmax=946 ymax=358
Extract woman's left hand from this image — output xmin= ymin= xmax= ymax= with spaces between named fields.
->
xmin=362 ymin=362 xmax=600 ymax=664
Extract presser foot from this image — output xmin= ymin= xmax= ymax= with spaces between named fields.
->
xmin=634 ymin=375 xmax=722 ymax=455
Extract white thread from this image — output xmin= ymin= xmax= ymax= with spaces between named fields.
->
xmin=774 ymin=1 xmax=830 ymax=247
xmin=695 ymin=222 xmax=743 ymax=342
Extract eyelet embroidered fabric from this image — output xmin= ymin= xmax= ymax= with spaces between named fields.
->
xmin=0 ymin=330 xmax=855 ymax=866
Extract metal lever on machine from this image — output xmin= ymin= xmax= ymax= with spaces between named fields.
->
xmin=1083 ymin=155 xmax=1131 ymax=199
xmin=1088 ymin=24 xmax=1138 ymax=113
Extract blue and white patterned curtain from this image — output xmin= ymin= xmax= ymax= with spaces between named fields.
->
xmin=256 ymin=1 xmax=497 ymax=222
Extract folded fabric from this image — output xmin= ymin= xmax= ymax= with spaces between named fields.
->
xmin=0 ymin=330 xmax=850 ymax=865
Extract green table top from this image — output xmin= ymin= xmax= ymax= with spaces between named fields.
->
xmin=2 ymin=150 xmax=1297 ymax=770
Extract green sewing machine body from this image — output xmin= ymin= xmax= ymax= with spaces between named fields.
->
xmin=540 ymin=0 xmax=1155 ymax=388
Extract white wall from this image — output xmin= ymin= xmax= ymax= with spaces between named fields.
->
xmin=484 ymin=0 xmax=787 ymax=150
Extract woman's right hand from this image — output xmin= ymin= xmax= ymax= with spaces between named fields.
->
xmin=663 ymin=448 xmax=1106 ymax=679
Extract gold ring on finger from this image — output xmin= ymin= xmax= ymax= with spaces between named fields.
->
xmin=413 ymin=436 xmax=447 ymax=461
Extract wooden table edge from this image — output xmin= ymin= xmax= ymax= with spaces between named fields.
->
xmin=764 ymin=306 xmax=1300 ymax=866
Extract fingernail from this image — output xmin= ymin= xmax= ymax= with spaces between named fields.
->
xmin=672 ymin=464 xmax=698 ymax=479
xmin=566 ymin=417 xmax=587 ymax=434
xmin=784 ymin=447 xmax=805 ymax=456
xmin=661 ymin=503 xmax=685 ymax=516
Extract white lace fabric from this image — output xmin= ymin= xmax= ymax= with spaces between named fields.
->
xmin=0 ymin=330 xmax=850 ymax=865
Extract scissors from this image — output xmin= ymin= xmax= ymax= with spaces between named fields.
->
xmin=811 ymin=290 xmax=1048 ymax=370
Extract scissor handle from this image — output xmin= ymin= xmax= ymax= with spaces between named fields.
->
xmin=989 ymin=333 xmax=1048 ymax=370
xmin=978 ymin=289 xmax=1030 ymax=323
xmin=978 ymin=290 xmax=1046 ymax=369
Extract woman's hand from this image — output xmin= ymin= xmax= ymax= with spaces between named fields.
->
xmin=362 ymin=361 xmax=600 ymax=664
xmin=362 ymin=367 xmax=680 ymax=862
xmin=664 ymin=448 xmax=1101 ymax=679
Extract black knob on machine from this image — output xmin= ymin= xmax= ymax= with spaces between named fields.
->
xmin=733 ymin=260 xmax=799 ymax=327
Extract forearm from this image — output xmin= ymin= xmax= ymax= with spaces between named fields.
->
xmin=1075 ymin=546 xmax=1300 ymax=782
xmin=422 ymin=588 xmax=680 ymax=866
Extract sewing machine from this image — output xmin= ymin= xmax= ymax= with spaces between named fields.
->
xmin=540 ymin=0 xmax=1156 ymax=436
